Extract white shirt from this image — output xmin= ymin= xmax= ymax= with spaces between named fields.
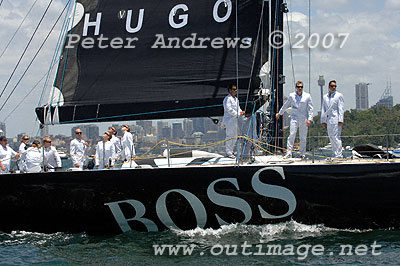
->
xmin=44 ymin=146 xmax=62 ymax=170
xmin=223 ymin=94 xmax=242 ymax=126
xmin=110 ymin=135 xmax=122 ymax=159
xmin=70 ymin=138 xmax=87 ymax=166
xmin=19 ymin=142 xmax=28 ymax=154
xmin=95 ymin=141 xmax=116 ymax=169
xmin=121 ymin=131 xmax=135 ymax=160
xmin=24 ymin=147 xmax=43 ymax=172
xmin=279 ymin=91 xmax=314 ymax=121
xmin=0 ymin=144 xmax=17 ymax=172
xmin=321 ymin=91 xmax=344 ymax=124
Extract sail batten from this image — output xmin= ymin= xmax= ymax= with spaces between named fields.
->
xmin=36 ymin=0 xmax=270 ymax=123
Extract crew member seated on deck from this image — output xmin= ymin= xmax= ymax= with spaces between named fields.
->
xmin=223 ymin=84 xmax=245 ymax=159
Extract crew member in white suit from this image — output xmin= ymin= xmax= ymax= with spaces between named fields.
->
xmin=18 ymin=135 xmax=30 ymax=171
xmin=70 ymin=128 xmax=89 ymax=168
xmin=321 ymin=80 xmax=344 ymax=158
xmin=276 ymin=81 xmax=314 ymax=159
xmin=0 ymin=136 xmax=19 ymax=173
xmin=95 ymin=132 xmax=116 ymax=169
xmin=108 ymin=126 xmax=122 ymax=160
xmin=43 ymin=137 xmax=62 ymax=172
xmin=223 ymin=84 xmax=245 ymax=158
xmin=23 ymin=140 xmax=43 ymax=173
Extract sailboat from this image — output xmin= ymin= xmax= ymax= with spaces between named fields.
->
xmin=1 ymin=0 xmax=400 ymax=235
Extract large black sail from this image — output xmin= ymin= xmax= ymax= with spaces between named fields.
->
xmin=36 ymin=0 xmax=270 ymax=124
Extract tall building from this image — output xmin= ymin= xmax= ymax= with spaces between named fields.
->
xmin=376 ymin=81 xmax=393 ymax=109
xmin=172 ymin=123 xmax=183 ymax=139
xmin=193 ymin=117 xmax=206 ymax=133
xmin=157 ymin=121 xmax=168 ymax=140
xmin=137 ymin=121 xmax=153 ymax=135
xmin=355 ymin=83 xmax=369 ymax=111
xmin=161 ymin=127 xmax=171 ymax=139
xmin=0 ymin=122 xmax=6 ymax=136
xmin=84 ymin=124 xmax=100 ymax=140
xmin=183 ymin=119 xmax=194 ymax=138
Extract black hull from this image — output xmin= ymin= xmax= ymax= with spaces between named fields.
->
xmin=1 ymin=162 xmax=400 ymax=235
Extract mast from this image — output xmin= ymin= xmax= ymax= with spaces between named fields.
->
xmin=269 ymin=0 xmax=285 ymax=153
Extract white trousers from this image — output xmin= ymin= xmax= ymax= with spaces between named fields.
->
xmin=327 ymin=123 xmax=343 ymax=158
xmin=225 ymin=119 xmax=239 ymax=155
xmin=287 ymin=119 xmax=308 ymax=155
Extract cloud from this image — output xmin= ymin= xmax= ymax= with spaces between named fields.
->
xmin=285 ymin=12 xmax=308 ymax=28
xmin=313 ymin=0 xmax=350 ymax=10
xmin=283 ymin=1 xmax=400 ymax=111
xmin=385 ymin=0 xmax=400 ymax=9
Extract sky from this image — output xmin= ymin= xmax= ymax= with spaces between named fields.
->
xmin=0 ymin=0 xmax=399 ymax=137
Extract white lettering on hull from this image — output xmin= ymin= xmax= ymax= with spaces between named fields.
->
xmin=105 ymin=167 xmax=297 ymax=232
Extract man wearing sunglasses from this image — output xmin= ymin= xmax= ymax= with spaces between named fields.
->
xmin=223 ymin=84 xmax=245 ymax=159
xmin=70 ymin=129 xmax=89 ymax=168
xmin=321 ymin=80 xmax=344 ymax=158
xmin=276 ymin=81 xmax=314 ymax=159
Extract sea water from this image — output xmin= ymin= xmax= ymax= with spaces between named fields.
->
xmin=1 ymin=221 xmax=399 ymax=265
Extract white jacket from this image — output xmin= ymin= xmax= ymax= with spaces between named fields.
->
xmin=44 ymin=146 xmax=62 ymax=170
xmin=321 ymin=91 xmax=344 ymax=124
xmin=279 ymin=92 xmax=314 ymax=121
xmin=23 ymin=147 xmax=43 ymax=172
xmin=0 ymin=145 xmax=17 ymax=172
xmin=95 ymin=141 xmax=116 ymax=168
xmin=70 ymin=138 xmax=87 ymax=166
xmin=223 ymin=94 xmax=242 ymax=127
xmin=110 ymin=135 xmax=122 ymax=159
xmin=122 ymin=132 xmax=135 ymax=160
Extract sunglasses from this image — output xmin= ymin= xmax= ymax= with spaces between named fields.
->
xmin=75 ymin=132 xmax=82 ymax=134
xmin=330 ymin=85 xmax=337 ymax=88
xmin=23 ymin=138 xmax=29 ymax=140
xmin=296 ymin=86 xmax=303 ymax=88
xmin=45 ymin=141 xmax=51 ymax=143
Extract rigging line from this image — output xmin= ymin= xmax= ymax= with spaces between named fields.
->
xmin=0 ymin=0 xmax=68 ymax=113
xmin=57 ymin=0 xmax=78 ymax=106
xmin=235 ymin=0 xmax=240 ymax=165
xmin=39 ymin=0 xmax=71 ymax=107
xmin=0 ymin=0 xmax=39 ymax=59
xmin=0 ymin=0 xmax=3 ymax=8
xmin=284 ymin=1 xmax=296 ymax=86
xmin=244 ymin=0 xmax=265 ymax=112
xmin=0 ymin=0 xmax=54 ymax=100
xmin=4 ymin=60 xmax=59 ymax=122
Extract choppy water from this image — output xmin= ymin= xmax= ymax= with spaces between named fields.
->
xmin=1 ymin=221 xmax=399 ymax=265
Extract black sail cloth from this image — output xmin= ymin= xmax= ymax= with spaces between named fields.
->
xmin=36 ymin=0 xmax=270 ymax=124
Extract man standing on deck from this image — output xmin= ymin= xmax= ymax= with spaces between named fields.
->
xmin=0 ymin=136 xmax=20 ymax=173
xmin=70 ymin=128 xmax=89 ymax=168
xmin=321 ymin=80 xmax=344 ymax=158
xmin=276 ymin=81 xmax=314 ymax=159
xmin=223 ymin=84 xmax=245 ymax=158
